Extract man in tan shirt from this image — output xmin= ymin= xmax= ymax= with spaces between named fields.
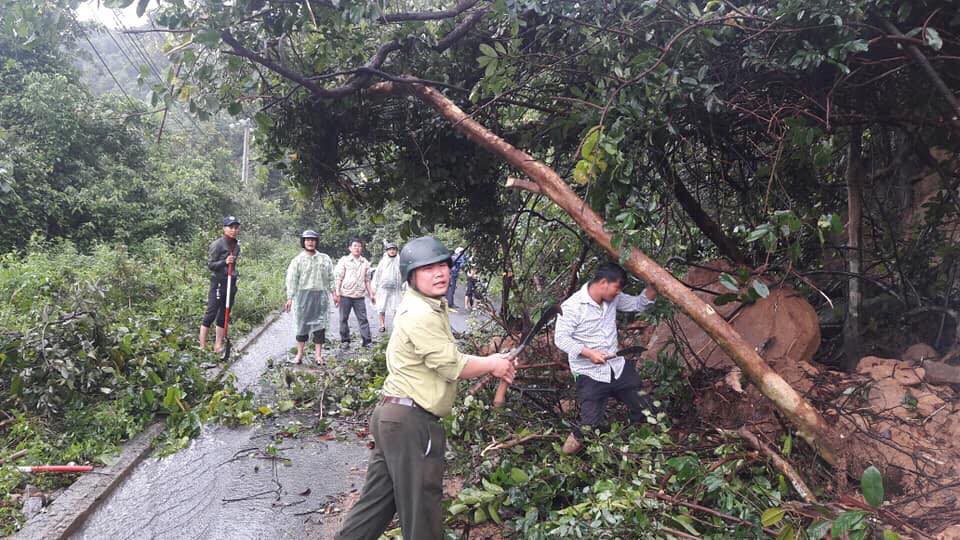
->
xmin=336 ymin=236 xmax=515 ymax=540
xmin=334 ymin=237 xmax=375 ymax=348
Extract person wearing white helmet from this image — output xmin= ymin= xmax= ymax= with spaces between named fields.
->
xmin=372 ymin=241 xmax=402 ymax=333
xmin=284 ymin=230 xmax=334 ymax=365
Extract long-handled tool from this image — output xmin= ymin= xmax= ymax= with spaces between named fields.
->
xmin=493 ymin=304 xmax=562 ymax=406
xmin=18 ymin=465 xmax=94 ymax=474
xmin=222 ymin=250 xmax=235 ymax=363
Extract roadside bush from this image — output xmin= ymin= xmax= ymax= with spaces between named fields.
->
xmin=0 ymin=234 xmax=288 ymax=534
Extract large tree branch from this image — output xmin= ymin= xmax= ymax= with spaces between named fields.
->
xmin=435 ymin=7 xmax=488 ymax=52
xmin=657 ymin=156 xmax=747 ymax=264
xmin=370 ymin=77 xmax=845 ymax=468
xmin=220 ymin=31 xmax=401 ymax=98
xmin=379 ymin=0 xmax=481 ymax=23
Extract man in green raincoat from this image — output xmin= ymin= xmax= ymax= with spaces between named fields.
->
xmin=284 ymin=230 xmax=335 ymax=365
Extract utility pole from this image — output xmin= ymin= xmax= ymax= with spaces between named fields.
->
xmin=240 ymin=124 xmax=251 ymax=185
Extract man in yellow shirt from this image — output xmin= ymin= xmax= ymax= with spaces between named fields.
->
xmin=336 ymin=236 xmax=516 ymax=540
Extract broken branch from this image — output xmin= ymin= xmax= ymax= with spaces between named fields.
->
xmin=737 ymin=427 xmax=818 ymax=503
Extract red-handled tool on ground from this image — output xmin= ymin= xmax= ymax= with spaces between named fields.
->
xmin=222 ymin=250 xmax=235 ymax=363
xmin=18 ymin=465 xmax=94 ymax=474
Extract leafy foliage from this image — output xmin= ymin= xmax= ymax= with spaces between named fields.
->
xmin=0 ymin=235 xmax=289 ymax=533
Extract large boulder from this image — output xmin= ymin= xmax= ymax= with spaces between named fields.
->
xmin=643 ymin=261 xmax=821 ymax=379
xmin=902 ymin=343 xmax=939 ymax=364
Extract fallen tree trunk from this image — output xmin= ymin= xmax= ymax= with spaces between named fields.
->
xmin=369 ymin=78 xmax=844 ymax=467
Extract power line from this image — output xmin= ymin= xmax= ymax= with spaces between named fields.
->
xmin=110 ymin=14 xmax=210 ymax=137
xmin=82 ymin=32 xmax=136 ymax=103
xmin=114 ymin=14 xmax=211 ymax=137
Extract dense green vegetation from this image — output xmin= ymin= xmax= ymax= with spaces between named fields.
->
xmin=0 ymin=1 xmax=304 ymax=533
xmin=0 ymin=235 xmax=300 ymax=532
xmin=145 ymin=0 xmax=960 ymax=365
xmin=3 ymin=0 xmax=959 ymax=536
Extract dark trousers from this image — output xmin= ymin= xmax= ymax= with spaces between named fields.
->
xmin=339 ymin=296 xmax=372 ymax=344
xmin=295 ymin=329 xmax=325 ymax=344
xmin=445 ymin=273 xmax=459 ymax=307
xmin=201 ymin=277 xmax=237 ymax=328
xmin=336 ymin=403 xmax=445 ymax=540
xmin=575 ymin=361 xmax=652 ymax=432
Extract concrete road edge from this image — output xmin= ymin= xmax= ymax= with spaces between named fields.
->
xmin=13 ymin=310 xmax=283 ymax=540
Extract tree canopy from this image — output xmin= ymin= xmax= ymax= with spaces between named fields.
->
xmin=137 ymin=0 xmax=960 ymax=342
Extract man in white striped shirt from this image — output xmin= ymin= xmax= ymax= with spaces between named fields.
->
xmin=554 ymin=262 xmax=657 ymax=453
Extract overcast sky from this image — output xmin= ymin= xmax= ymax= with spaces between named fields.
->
xmin=75 ymin=2 xmax=148 ymax=28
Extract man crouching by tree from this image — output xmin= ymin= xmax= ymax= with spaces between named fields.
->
xmin=336 ymin=236 xmax=516 ymax=540
xmin=199 ymin=216 xmax=240 ymax=352
xmin=554 ymin=262 xmax=657 ymax=454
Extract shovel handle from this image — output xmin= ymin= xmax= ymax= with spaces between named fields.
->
xmin=493 ymin=379 xmax=509 ymax=407
xmin=18 ymin=465 xmax=94 ymax=473
xmin=492 ymin=346 xmax=521 ymax=408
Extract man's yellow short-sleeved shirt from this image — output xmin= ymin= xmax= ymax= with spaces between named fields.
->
xmin=381 ymin=288 xmax=468 ymax=417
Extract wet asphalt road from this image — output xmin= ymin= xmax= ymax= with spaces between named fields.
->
xmin=72 ymin=290 xmax=474 ymax=540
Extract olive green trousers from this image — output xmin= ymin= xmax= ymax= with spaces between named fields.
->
xmin=336 ymin=402 xmax=446 ymax=540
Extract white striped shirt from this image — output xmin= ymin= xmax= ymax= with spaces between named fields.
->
xmin=555 ymin=283 xmax=653 ymax=383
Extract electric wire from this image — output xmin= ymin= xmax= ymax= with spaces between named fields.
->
xmin=81 ymin=32 xmax=136 ymax=103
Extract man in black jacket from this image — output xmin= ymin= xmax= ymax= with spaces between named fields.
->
xmin=199 ymin=216 xmax=240 ymax=351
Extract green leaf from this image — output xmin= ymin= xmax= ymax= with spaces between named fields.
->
xmin=882 ymin=530 xmax=901 ymax=540
xmin=751 ymin=280 xmax=770 ymax=298
xmin=761 ymin=507 xmax=785 ymax=527
xmin=481 ymin=478 xmax=504 ymax=494
xmin=669 ymin=514 xmax=700 ymax=535
xmin=714 ymin=293 xmax=739 ymax=306
xmin=135 ymin=0 xmax=150 ymax=17
xmin=473 ymin=506 xmax=488 ymax=523
xmin=479 ymin=43 xmax=497 ymax=57
xmin=746 ymin=226 xmax=771 ymax=243
xmin=718 ymin=273 xmax=739 ymax=291
xmin=227 ymin=102 xmax=242 ymax=115
xmin=861 ymin=465 xmax=884 ymax=507
xmin=831 ymin=511 xmax=866 ymax=538
xmin=163 ymin=386 xmax=178 ymax=409
xmin=776 ymin=524 xmax=796 ymax=540
xmin=509 ymin=467 xmax=529 ymax=484
xmin=806 ymin=519 xmax=831 ymax=539
xmin=448 ymin=503 xmax=468 ymax=516
xmin=484 ymin=58 xmax=498 ymax=77
xmin=488 ymin=501 xmax=503 ymax=525
xmin=581 ymin=126 xmax=601 ymax=159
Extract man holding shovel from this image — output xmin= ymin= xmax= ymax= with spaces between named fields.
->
xmin=554 ymin=262 xmax=657 ymax=454
xmin=199 ymin=216 xmax=240 ymax=353
xmin=336 ymin=236 xmax=516 ymax=540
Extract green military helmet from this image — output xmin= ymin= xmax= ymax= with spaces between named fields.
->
xmin=399 ymin=236 xmax=452 ymax=282
xmin=300 ymin=229 xmax=320 ymax=248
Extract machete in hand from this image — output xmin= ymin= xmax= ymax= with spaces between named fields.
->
xmin=512 ymin=304 xmax=563 ymax=356
xmin=493 ymin=304 xmax=563 ymax=406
